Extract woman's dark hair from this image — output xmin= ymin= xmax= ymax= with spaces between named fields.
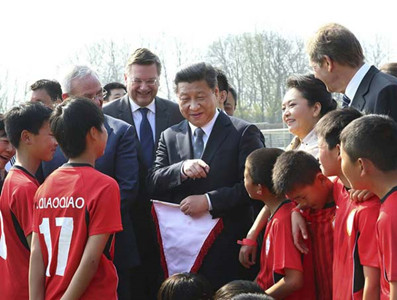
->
xmin=158 ymin=273 xmax=213 ymax=300
xmin=286 ymin=74 xmax=337 ymax=116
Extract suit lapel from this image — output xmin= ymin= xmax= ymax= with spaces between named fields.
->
xmin=155 ymin=97 xmax=170 ymax=144
xmin=201 ymin=112 xmax=231 ymax=164
xmin=352 ymin=66 xmax=378 ymax=111
xmin=117 ymin=96 xmax=135 ymax=125
xmin=176 ymin=121 xmax=193 ymax=161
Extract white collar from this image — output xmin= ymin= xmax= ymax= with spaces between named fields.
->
xmin=129 ymin=97 xmax=156 ymax=113
xmin=301 ymin=129 xmax=317 ymax=146
xmin=189 ymin=109 xmax=220 ymax=138
xmin=345 ymin=63 xmax=371 ymax=100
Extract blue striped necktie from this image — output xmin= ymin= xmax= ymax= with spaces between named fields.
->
xmin=342 ymin=95 xmax=351 ymax=108
xmin=193 ymin=128 xmax=204 ymax=159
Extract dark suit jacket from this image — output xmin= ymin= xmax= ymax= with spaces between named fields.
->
xmin=351 ymin=66 xmax=397 ymax=121
xmin=147 ymin=112 xmax=265 ymax=288
xmin=41 ymin=115 xmax=140 ymax=270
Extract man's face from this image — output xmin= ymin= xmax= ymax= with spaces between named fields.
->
xmin=224 ymin=93 xmax=236 ymax=116
xmin=177 ymin=80 xmax=218 ymax=128
xmin=30 ymin=89 xmax=59 ymax=109
xmin=30 ymin=121 xmax=58 ymax=162
xmin=107 ymin=88 xmax=126 ymax=102
xmin=69 ymin=75 xmax=104 ymax=108
xmin=125 ymin=64 xmax=159 ymax=107
xmin=286 ymin=175 xmax=330 ymax=210
xmin=318 ymin=137 xmax=340 ymax=177
xmin=340 ymin=143 xmax=365 ymax=190
xmin=310 ymin=59 xmax=339 ymax=93
xmin=0 ymin=131 xmax=15 ymax=170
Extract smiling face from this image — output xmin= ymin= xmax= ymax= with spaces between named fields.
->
xmin=318 ymin=137 xmax=340 ymax=177
xmin=125 ymin=63 xmax=159 ymax=107
xmin=177 ymin=80 xmax=218 ymax=128
xmin=282 ymin=88 xmax=320 ymax=140
xmin=0 ymin=131 xmax=15 ymax=169
xmin=340 ymin=143 xmax=366 ymax=190
xmin=70 ymin=75 xmax=104 ymax=108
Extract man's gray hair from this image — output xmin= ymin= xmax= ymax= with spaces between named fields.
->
xmin=62 ymin=65 xmax=101 ymax=94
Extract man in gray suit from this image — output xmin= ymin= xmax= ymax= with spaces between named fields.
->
xmin=307 ymin=23 xmax=397 ymax=121
xmin=103 ymin=48 xmax=183 ymax=299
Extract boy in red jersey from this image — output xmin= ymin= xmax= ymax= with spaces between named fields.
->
xmin=0 ymin=102 xmax=57 ymax=299
xmin=272 ymin=150 xmax=335 ymax=300
xmin=241 ymin=148 xmax=315 ymax=299
xmin=316 ymin=108 xmax=380 ymax=300
xmin=29 ymin=98 xmax=122 ymax=300
xmin=340 ymin=115 xmax=397 ymax=300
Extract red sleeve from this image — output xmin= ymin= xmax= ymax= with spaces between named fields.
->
xmin=272 ymin=216 xmax=303 ymax=274
xmin=356 ymin=200 xmax=380 ymax=268
xmin=87 ymin=179 xmax=123 ymax=236
xmin=10 ymin=183 xmax=37 ymax=237
xmin=380 ymin=208 xmax=397 ymax=282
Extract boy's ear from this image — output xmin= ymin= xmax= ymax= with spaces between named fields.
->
xmin=316 ymin=172 xmax=328 ymax=184
xmin=20 ymin=130 xmax=32 ymax=145
xmin=358 ymin=157 xmax=374 ymax=177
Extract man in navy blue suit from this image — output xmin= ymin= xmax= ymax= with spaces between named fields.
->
xmin=41 ymin=66 xmax=140 ymax=300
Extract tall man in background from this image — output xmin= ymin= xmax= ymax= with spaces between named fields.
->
xmin=103 ymin=48 xmax=184 ymax=299
xmin=307 ymin=23 xmax=397 ymax=121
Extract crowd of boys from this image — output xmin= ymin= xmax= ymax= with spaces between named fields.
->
xmin=0 ymin=21 xmax=396 ymax=300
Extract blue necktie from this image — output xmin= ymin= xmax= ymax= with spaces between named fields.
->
xmin=139 ymin=108 xmax=154 ymax=168
xmin=193 ymin=128 xmax=204 ymax=159
xmin=342 ymin=95 xmax=351 ymax=108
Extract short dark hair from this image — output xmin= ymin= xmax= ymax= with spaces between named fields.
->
xmin=157 ymin=272 xmax=213 ymax=300
xmin=232 ymin=293 xmax=274 ymax=300
xmin=340 ymin=114 xmax=397 ymax=172
xmin=0 ymin=114 xmax=5 ymax=137
xmin=380 ymin=62 xmax=397 ymax=78
xmin=174 ymin=62 xmax=218 ymax=93
xmin=4 ymin=102 xmax=52 ymax=148
xmin=228 ymin=85 xmax=238 ymax=107
xmin=103 ymin=82 xmax=127 ymax=100
xmin=215 ymin=68 xmax=229 ymax=93
xmin=307 ymin=23 xmax=364 ymax=68
xmin=273 ymin=150 xmax=321 ymax=195
xmin=286 ymin=74 xmax=337 ymax=117
xmin=315 ymin=108 xmax=362 ymax=149
xmin=214 ymin=280 xmax=264 ymax=300
xmin=30 ymin=79 xmax=63 ymax=102
xmin=50 ymin=97 xmax=105 ymax=159
xmin=246 ymin=148 xmax=284 ymax=195
xmin=126 ymin=48 xmax=162 ymax=75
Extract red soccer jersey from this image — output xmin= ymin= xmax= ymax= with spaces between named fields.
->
xmin=0 ymin=166 xmax=39 ymax=299
xmin=332 ymin=178 xmax=380 ymax=300
xmin=376 ymin=186 xmax=397 ymax=299
xmin=300 ymin=199 xmax=335 ymax=300
xmin=256 ymin=200 xmax=316 ymax=300
xmin=32 ymin=164 xmax=123 ymax=300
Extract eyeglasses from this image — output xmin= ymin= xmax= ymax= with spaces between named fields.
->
xmin=85 ymin=88 xmax=106 ymax=101
xmin=129 ymin=78 xmax=159 ymax=86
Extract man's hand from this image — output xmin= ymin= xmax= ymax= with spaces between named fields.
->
xmin=180 ymin=195 xmax=209 ymax=216
xmin=239 ymin=244 xmax=257 ymax=269
xmin=291 ymin=210 xmax=309 ymax=254
xmin=182 ymin=159 xmax=210 ymax=179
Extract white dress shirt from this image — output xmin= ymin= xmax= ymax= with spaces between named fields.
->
xmin=297 ymin=129 xmax=319 ymax=159
xmin=129 ymin=97 xmax=156 ymax=142
xmin=345 ymin=63 xmax=371 ymax=106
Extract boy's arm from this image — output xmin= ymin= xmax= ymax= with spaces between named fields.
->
xmin=362 ymin=266 xmax=380 ymax=300
xmin=265 ymin=268 xmax=303 ymax=299
xmin=29 ymin=232 xmax=45 ymax=300
xmin=390 ymin=282 xmax=397 ymax=300
xmin=291 ymin=209 xmax=309 ymax=254
xmin=239 ymin=205 xmax=270 ymax=268
xmin=60 ymin=233 xmax=110 ymax=300
xmin=26 ymin=233 xmax=32 ymax=247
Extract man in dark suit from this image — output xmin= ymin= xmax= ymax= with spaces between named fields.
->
xmin=147 ymin=62 xmax=265 ymax=289
xmin=307 ymin=23 xmax=397 ymax=121
xmin=41 ymin=66 xmax=139 ymax=300
xmin=103 ymin=48 xmax=184 ymax=299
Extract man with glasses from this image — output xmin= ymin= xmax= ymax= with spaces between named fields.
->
xmin=41 ymin=65 xmax=140 ymax=300
xmin=103 ymin=48 xmax=183 ymax=300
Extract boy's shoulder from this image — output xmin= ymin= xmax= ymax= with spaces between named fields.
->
xmin=4 ymin=167 xmax=39 ymax=195
xmin=381 ymin=186 xmax=397 ymax=206
xmin=269 ymin=201 xmax=295 ymax=226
